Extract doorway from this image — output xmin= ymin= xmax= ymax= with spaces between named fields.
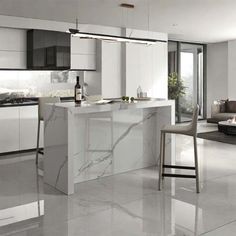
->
xmin=168 ymin=41 xmax=206 ymax=123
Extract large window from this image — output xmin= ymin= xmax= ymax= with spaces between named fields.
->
xmin=168 ymin=41 xmax=206 ymax=123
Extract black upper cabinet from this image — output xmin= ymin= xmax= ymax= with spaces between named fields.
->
xmin=27 ymin=30 xmax=70 ymax=70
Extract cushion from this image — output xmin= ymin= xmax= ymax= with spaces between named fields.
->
xmin=226 ymin=100 xmax=236 ymax=113
xmin=217 ymin=99 xmax=228 ymax=112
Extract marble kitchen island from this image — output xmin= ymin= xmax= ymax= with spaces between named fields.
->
xmin=44 ymin=99 xmax=175 ymax=195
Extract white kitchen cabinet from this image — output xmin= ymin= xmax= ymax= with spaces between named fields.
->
xmin=0 ymin=51 xmax=26 ymax=69
xmin=0 ymin=28 xmax=26 ymax=69
xmin=0 ymin=107 xmax=20 ymax=153
xmin=19 ymin=105 xmax=43 ymax=151
xmin=70 ymin=37 xmax=96 ymax=70
xmin=0 ymin=105 xmax=43 ymax=154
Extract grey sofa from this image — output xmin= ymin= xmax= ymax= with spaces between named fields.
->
xmin=207 ymin=100 xmax=236 ymax=123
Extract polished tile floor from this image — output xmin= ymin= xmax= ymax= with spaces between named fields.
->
xmin=1 ymin=122 xmax=236 ymax=235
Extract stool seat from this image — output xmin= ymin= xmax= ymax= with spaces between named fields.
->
xmin=162 ymin=123 xmax=195 ymax=136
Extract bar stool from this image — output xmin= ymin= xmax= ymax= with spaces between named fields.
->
xmin=158 ymin=105 xmax=200 ymax=193
xmin=36 ymin=97 xmax=60 ymax=165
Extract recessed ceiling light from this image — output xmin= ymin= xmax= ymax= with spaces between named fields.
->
xmin=172 ymin=24 xmax=178 ymax=27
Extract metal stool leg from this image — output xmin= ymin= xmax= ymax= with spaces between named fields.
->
xmin=162 ymin=132 xmax=166 ymax=180
xmin=158 ymin=132 xmax=165 ymax=190
xmin=193 ymin=136 xmax=200 ymax=193
xmin=36 ymin=119 xmax=40 ymax=165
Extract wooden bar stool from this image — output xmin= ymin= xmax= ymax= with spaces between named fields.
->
xmin=158 ymin=105 xmax=200 ymax=193
xmin=36 ymin=97 xmax=60 ymax=165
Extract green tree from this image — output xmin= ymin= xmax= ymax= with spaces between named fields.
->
xmin=168 ymin=72 xmax=186 ymax=122
xmin=168 ymin=72 xmax=185 ymax=100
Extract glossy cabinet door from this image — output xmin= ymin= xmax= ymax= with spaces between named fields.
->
xmin=19 ymin=106 xmax=43 ymax=151
xmin=27 ymin=30 xmax=70 ymax=69
xmin=0 ymin=107 xmax=20 ymax=153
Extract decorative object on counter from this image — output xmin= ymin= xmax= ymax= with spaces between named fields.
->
xmin=137 ymin=86 xmax=149 ymax=99
xmin=122 ymin=96 xmax=126 ymax=101
xmin=134 ymin=97 xmax=151 ymax=101
xmin=125 ymin=96 xmax=130 ymax=102
xmin=140 ymin=92 xmax=147 ymax=98
xmin=137 ymin=86 xmax=142 ymax=98
xmin=74 ymin=76 xmax=82 ymax=105
xmin=86 ymin=95 xmax=103 ymax=103
xmin=83 ymin=82 xmax=89 ymax=99
xmin=130 ymin=97 xmax=134 ymax=102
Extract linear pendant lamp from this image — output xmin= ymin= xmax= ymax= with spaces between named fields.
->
xmin=68 ymin=28 xmax=167 ymax=45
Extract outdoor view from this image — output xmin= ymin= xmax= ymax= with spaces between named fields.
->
xmin=168 ymin=42 xmax=204 ymax=122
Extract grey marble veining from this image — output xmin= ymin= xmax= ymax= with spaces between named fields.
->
xmin=76 ymin=111 xmax=157 ymax=178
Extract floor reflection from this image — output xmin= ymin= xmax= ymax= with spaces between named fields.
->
xmin=0 ymin=200 xmax=44 ymax=227
xmin=0 ymin=122 xmax=236 ymax=235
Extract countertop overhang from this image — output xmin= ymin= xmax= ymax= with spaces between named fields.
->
xmin=49 ymin=99 xmax=175 ymax=114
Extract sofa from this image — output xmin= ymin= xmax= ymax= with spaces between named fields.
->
xmin=207 ymin=100 xmax=236 ymax=123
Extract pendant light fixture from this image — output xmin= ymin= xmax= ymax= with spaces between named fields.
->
xmin=67 ymin=3 xmax=167 ymax=45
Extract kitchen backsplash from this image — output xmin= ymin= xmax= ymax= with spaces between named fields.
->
xmin=0 ymin=70 xmax=83 ymax=98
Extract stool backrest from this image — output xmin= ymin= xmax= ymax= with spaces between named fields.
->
xmin=38 ymin=97 xmax=60 ymax=121
xmin=189 ymin=104 xmax=199 ymax=136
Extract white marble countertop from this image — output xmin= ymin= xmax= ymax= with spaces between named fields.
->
xmin=49 ymin=99 xmax=175 ymax=114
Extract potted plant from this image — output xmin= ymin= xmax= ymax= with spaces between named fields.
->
xmin=168 ymin=72 xmax=186 ymax=122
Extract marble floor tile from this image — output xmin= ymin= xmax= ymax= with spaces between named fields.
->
xmin=200 ymin=221 xmax=236 ymax=236
xmin=1 ymin=121 xmax=236 ymax=235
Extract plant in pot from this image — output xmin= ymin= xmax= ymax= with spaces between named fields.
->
xmin=168 ymin=72 xmax=186 ymax=122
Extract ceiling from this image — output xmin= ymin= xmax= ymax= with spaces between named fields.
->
xmin=0 ymin=0 xmax=236 ymax=43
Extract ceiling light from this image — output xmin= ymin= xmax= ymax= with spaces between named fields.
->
xmin=68 ymin=29 xmax=166 ymax=45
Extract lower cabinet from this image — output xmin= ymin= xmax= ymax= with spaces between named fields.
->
xmin=0 ymin=107 xmax=20 ymax=153
xmin=19 ymin=106 xmax=43 ymax=151
xmin=0 ymin=105 xmax=43 ymax=154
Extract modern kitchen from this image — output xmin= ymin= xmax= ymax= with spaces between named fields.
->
xmin=2 ymin=0 xmax=221 ymax=234
xmin=0 ymin=4 xmax=177 ymax=231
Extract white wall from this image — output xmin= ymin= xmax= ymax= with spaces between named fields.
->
xmin=101 ymin=41 xmax=122 ymax=98
xmin=228 ymin=40 xmax=236 ymax=100
xmin=123 ymin=28 xmax=168 ymax=98
xmin=207 ymin=42 xmax=228 ymax=117
xmin=85 ymin=27 xmax=168 ymax=99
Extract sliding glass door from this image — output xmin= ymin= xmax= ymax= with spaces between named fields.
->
xmin=168 ymin=41 xmax=205 ymax=123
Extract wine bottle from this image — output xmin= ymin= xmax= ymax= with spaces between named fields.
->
xmin=74 ymin=76 xmax=82 ymax=104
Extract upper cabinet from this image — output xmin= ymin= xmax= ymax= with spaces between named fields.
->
xmin=0 ymin=28 xmax=97 ymax=70
xmin=70 ymin=37 xmax=96 ymax=70
xmin=0 ymin=28 xmax=26 ymax=69
xmin=27 ymin=29 xmax=96 ymax=70
xmin=27 ymin=29 xmax=70 ymax=70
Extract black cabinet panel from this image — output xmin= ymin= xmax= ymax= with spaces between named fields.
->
xmin=27 ymin=30 xmax=70 ymax=70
